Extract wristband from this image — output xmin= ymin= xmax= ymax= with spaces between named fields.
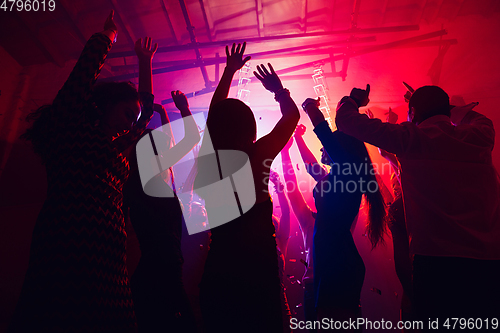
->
xmin=274 ymin=88 xmax=290 ymax=102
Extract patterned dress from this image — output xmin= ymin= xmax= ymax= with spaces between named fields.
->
xmin=9 ymin=33 xmax=152 ymax=333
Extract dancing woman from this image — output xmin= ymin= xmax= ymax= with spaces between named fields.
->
xmin=195 ymin=43 xmax=300 ymax=333
xmin=301 ymin=97 xmax=386 ymax=330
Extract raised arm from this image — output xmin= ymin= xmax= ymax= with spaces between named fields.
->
xmin=270 ymin=170 xmax=291 ymax=256
xmin=293 ymin=124 xmax=328 ymax=181
xmin=281 ymin=138 xmax=315 ymax=231
xmin=253 ymin=64 xmax=300 ymax=160
xmin=160 ymin=91 xmax=201 ymax=169
xmin=113 ymin=37 xmax=157 ymax=151
xmin=302 ymin=98 xmax=353 ymax=164
xmin=153 ymin=103 xmax=175 ymax=145
xmin=335 ymin=85 xmax=415 ymax=155
xmin=52 ymin=11 xmax=117 ymax=122
xmin=209 ymin=43 xmax=251 ymax=110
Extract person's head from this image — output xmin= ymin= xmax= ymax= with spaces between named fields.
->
xmin=320 ymin=147 xmax=332 ymax=165
xmin=190 ymin=201 xmax=208 ymax=228
xmin=92 ymin=81 xmax=141 ymax=136
xmin=408 ymin=86 xmax=450 ymax=125
xmin=205 ymin=98 xmax=257 ymax=152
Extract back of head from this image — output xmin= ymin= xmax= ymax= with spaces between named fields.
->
xmin=91 ymin=81 xmax=140 ymax=122
xmin=205 ymin=98 xmax=256 ymax=151
xmin=194 ymin=99 xmax=257 ymax=198
xmin=409 ymin=86 xmax=450 ymax=124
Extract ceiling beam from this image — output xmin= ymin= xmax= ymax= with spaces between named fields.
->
xmin=160 ymin=0 xmax=179 ymax=45
xmin=377 ymin=0 xmax=391 ymax=26
xmin=108 ymin=24 xmax=419 ymax=58
xmin=178 ymin=0 xmax=211 ymax=89
xmin=255 ymin=0 xmax=264 ymax=37
xmin=159 ymin=29 xmax=450 ymax=105
xmin=57 ymin=0 xmax=87 ymax=45
xmin=198 ymin=0 xmax=213 ymax=42
xmin=107 ymin=36 xmax=377 ymax=76
xmin=300 ymin=0 xmax=308 ymax=33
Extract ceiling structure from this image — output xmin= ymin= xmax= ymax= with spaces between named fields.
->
xmin=1 ymin=0 xmax=499 ymax=110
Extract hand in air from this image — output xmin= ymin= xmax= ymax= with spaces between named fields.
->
xmin=226 ymin=42 xmax=251 ymax=73
xmin=253 ymin=63 xmax=284 ymax=94
xmin=294 ymin=124 xmax=306 ymax=137
xmin=171 ymin=90 xmax=189 ymax=111
xmin=385 ymin=107 xmax=398 ymax=124
xmin=104 ymin=10 xmax=118 ymax=32
xmin=135 ymin=37 xmax=158 ymax=62
xmin=365 ymin=109 xmax=374 ymax=119
xmin=403 ymin=81 xmax=415 ymax=103
xmin=350 ymin=84 xmax=370 ymax=107
xmin=301 ymin=97 xmax=321 ymax=112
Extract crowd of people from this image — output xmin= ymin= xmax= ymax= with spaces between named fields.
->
xmin=8 ymin=10 xmax=500 ymax=333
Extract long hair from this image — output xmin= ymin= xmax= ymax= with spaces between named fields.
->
xmin=20 ymin=81 xmax=139 ymax=163
xmin=335 ymin=131 xmax=387 ymax=248
xmin=204 ymin=98 xmax=256 ymax=151
xmin=194 ymin=98 xmax=257 ymax=196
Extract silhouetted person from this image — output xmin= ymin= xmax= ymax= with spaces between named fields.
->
xmin=302 ymin=97 xmax=387 ymax=332
xmin=281 ymin=130 xmax=317 ymax=332
xmin=269 ymin=170 xmax=293 ymax=333
xmin=195 ymin=43 xmax=300 ymax=333
xmin=366 ymin=107 xmax=415 ymax=331
xmin=10 ymin=12 xmax=156 ymax=333
xmin=123 ymin=92 xmax=200 ymax=332
xmin=335 ymin=84 xmax=500 ymax=331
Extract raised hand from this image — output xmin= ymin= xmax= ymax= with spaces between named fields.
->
xmin=365 ymin=109 xmax=374 ymax=119
xmin=104 ymin=10 xmax=118 ymax=32
xmin=301 ymin=97 xmax=321 ymax=111
xmin=253 ymin=63 xmax=284 ymax=94
xmin=302 ymin=97 xmax=325 ymax=127
xmin=294 ymin=124 xmax=306 ymax=137
xmin=135 ymin=37 xmax=158 ymax=63
xmin=349 ymin=84 xmax=370 ymax=108
xmin=225 ymin=42 xmax=251 ymax=73
xmin=403 ymin=81 xmax=415 ymax=103
xmin=385 ymin=107 xmax=398 ymax=124
xmin=171 ymin=90 xmax=189 ymax=111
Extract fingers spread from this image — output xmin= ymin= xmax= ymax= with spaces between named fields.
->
xmin=262 ymin=65 xmax=270 ymax=75
xmin=225 ymin=45 xmax=230 ymax=58
xmin=231 ymin=43 xmax=236 ymax=55
xmin=241 ymin=42 xmax=247 ymax=55
xmin=268 ymin=63 xmax=276 ymax=75
xmin=253 ymin=71 xmax=264 ymax=81
xmin=257 ymin=65 xmax=266 ymax=77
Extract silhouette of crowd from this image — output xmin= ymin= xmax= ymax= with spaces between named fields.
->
xmin=8 ymin=10 xmax=500 ymax=333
